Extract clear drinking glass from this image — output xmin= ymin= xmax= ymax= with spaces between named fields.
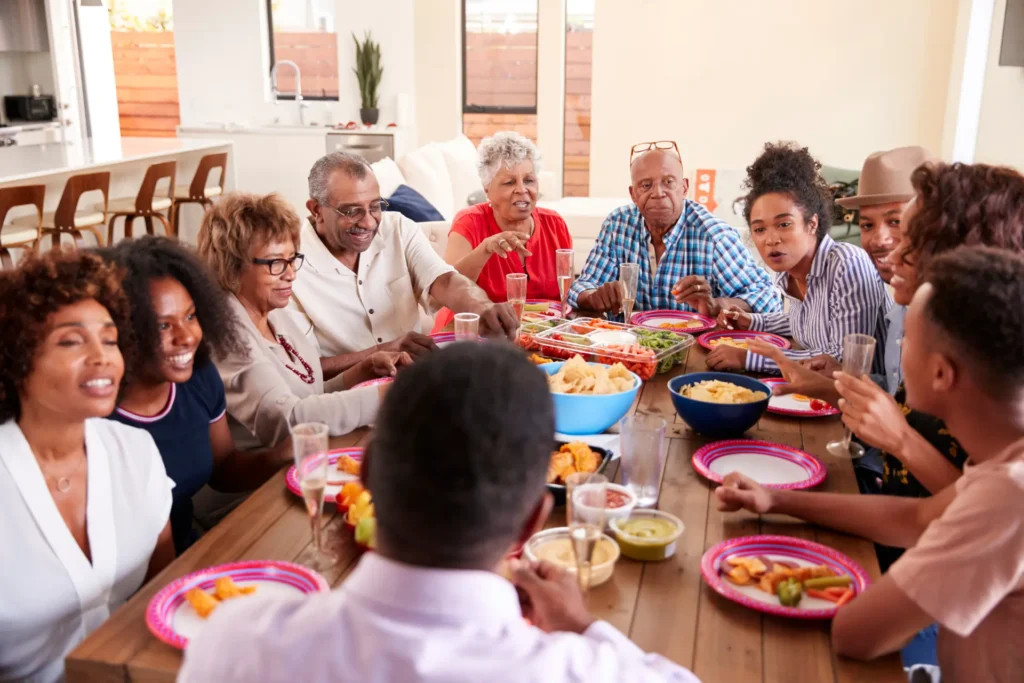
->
xmin=556 ymin=249 xmax=575 ymax=318
xmin=291 ymin=422 xmax=338 ymax=571
xmin=566 ymin=471 xmax=607 ymax=593
xmin=506 ymin=272 xmax=528 ymax=336
xmin=454 ymin=312 xmax=480 ymax=342
xmin=827 ymin=333 xmax=878 ymax=459
xmin=619 ymin=262 xmax=640 ymax=323
xmin=621 ymin=414 xmax=667 ymax=507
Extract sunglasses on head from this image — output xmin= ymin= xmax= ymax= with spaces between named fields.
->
xmin=630 ymin=140 xmax=681 ymax=164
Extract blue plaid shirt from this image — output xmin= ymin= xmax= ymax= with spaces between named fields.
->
xmin=567 ymin=200 xmax=781 ymax=314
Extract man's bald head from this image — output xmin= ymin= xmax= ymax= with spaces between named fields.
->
xmin=629 ymin=149 xmax=688 ymax=231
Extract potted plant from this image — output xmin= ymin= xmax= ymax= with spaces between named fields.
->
xmin=353 ymin=32 xmax=383 ymax=126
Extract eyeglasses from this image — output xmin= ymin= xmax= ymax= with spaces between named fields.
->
xmin=329 ymin=199 xmax=389 ymax=224
xmin=630 ymin=140 xmax=681 ymax=164
xmin=252 ymin=253 xmax=305 ymax=276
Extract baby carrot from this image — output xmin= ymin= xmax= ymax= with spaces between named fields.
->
xmin=824 ymin=587 xmax=848 ymax=599
xmin=806 ymin=588 xmax=839 ymax=602
xmin=834 ymin=589 xmax=855 ymax=608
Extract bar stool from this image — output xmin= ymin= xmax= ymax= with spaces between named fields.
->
xmin=172 ymin=152 xmax=227 ymax=236
xmin=103 ymin=160 xmax=176 ymax=244
xmin=11 ymin=172 xmax=110 ymax=249
xmin=0 ymin=184 xmax=46 ymax=255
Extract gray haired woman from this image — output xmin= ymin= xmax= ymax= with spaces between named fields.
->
xmin=433 ymin=131 xmax=573 ymax=331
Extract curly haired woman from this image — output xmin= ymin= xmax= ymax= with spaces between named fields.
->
xmin=103 ymin=236 xmax=295 ymax=553
xmin=706 ymin=142 xmax=890 ymax=374
xmin=0 ymin=250 xmax=174 ymax=683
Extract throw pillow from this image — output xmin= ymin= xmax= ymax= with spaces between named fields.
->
xmin=387 ymin=184 xmax=445 ymax=223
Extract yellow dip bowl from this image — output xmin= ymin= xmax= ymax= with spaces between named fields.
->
xmin=524 ymin=527 xmax=620 ymax=586
xmin=609 ymin=509 xmax=685 ymax=561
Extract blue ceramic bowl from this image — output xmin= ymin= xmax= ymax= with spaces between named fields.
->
xmin=540 ymin=361 xmax=642 ymax=435
xmin=668 ymin=372 xmax=770 ymax=437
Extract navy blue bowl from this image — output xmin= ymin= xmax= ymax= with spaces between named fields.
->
xmin=668 ymin=372 xmax=770 ymax=437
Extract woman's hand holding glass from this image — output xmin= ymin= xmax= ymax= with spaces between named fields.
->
xmin=834 ymin=372 xmax=908 ymax=455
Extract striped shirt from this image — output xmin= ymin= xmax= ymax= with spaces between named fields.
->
xmin=567 ymin=200 xmax=781 ymax=314
xmin=746 ymin=235 xmax=891 ymax=373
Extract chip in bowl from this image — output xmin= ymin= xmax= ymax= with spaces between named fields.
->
xmin=548 ymin=355 xmax=635 ymax=395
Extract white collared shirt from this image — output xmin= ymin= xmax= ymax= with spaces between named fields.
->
xmin=287 ymin=214 xmax=455 ymax=356
xmin=180 ymin=553 xmax=700 ymax=683
xmin=0 ymin=419 xmax=173 ymax=683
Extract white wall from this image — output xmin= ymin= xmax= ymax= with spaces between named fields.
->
xmin=172 ymin=0 xmax=415 ymax=129
xmin=588 ymin=0 xmax=960 ymax=196
xmin=975 ymin=0 xmax=1024 ymax=170
xmin=414 ymin=0 xmax=462 ymax=144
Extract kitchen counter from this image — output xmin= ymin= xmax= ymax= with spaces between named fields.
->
xmin=0 ymin=136 xmax=231 ymax=184
xmin=177 ymin=123 xmax=402 ymax=136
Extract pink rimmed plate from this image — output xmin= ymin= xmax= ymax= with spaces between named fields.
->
xmin=692 ymin=439 xmax=825 ymax=489
xmin=526 ymin=299 xmax=566 ymax=317
xmin=285 ymin=447 xmax=364 ymax=506
xmin=631 ymin=309 xmax=716 ymax=334
xmin=697 ymin=329 xmax=791 ymax=352
xmin=351 ymin=377 xmax=393 ymax=390
xmin=761 ymin=378 xmax=840 ymax=417
xmin=145 ymin=561 xmax=329 ymax=649
xmin=700 ymin=535 xmax=870 ymax=619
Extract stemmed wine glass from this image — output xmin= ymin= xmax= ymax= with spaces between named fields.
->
xmin=619 ymin=262 xmax=639 ymax=324
xmin=507 ymin=272 xmax=528 ymax=337
xmin=556 ymin=249 xmax=574 ymax=318
xmin=565 ymin=472 xmax=607 ymax=594
xmin=827 ymin=333 xmax=878 ymax=459
xmin=291 ymin=422 xmax=338 ymax=571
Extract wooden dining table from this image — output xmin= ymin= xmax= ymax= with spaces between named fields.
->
xmin=66 ymin=342 xmax=906 ymax=683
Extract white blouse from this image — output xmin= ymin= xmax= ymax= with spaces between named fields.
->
xmin=0 ymin=418 xmax=174 ymax=683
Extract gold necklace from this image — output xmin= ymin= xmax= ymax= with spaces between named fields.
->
xmin=40 ymin=454 xmax=86 ymax=494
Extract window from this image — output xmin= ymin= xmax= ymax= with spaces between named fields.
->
xmin=266 ymin=0 xmax=338 ymax=100
xmin=463 ymin=0 xmax=539 ymax=114
xmin=563 ymin=0 xmax=594 ymax=197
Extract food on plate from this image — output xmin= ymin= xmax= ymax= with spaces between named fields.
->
xmin=547 ymin=355 xmax=635 ymax=395
xmin=590 ymin=330 xmax=638 ymax=346
xmin=610 ymin=510 xmax=683 ymax=561
xmin=657 ymin=320 xmax=705 ymax=330
xmin=339 ymin=481 xmax=366 ymax=507
xmin=532 ymin=535 xmax=616 ymax=567
xmin=345 ymin=486 xmax=377 ymax=549
xmin=809 ymin=398 xmax=829 ymax=412
xmin=721 ymin=555 xmax=848 ymax=606
xmin=792 ymin=394 xmax=811 ymax=403
xmin=524 ymin=302 xmax=552 ymax=313
xmin=529 ymin=353 xmax=552 ymax=365
xmin=594 ymin=343 xmax=657 ymax=380
xmin=634 ymin=328 xmax=689 ymax=373
xmin=522 ymin=314 xmax=559 ymax=327
xmin=708 ymin=337 xmax=749 ymax=350
xmin=336 ymin=454 xmax=361 ymax=476
xmin=185 ymin=576 xmax=257 ymax=619
xmin=355 ymin=517 xmax=377 ymax=548
xmin=546 ymin=441 xmax=601 ymax=484
xmin=681 ymin=379 xmax=767 ymax=404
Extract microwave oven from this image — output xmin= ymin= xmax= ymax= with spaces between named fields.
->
xmin=4 ymin=95 xmax=56 ymax=122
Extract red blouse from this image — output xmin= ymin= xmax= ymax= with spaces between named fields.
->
xmin=433 ymin=203 xmax=573 ymax=332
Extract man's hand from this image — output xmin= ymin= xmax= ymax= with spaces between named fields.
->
xmin=365 ymin=351 xmax=412 ymax=378
xmin=510 ymin=558 xmax=595 ymax=635
xmin=801 ymin=354 xmax=842 ymax=378
xmin=482 ymin=231 xmax=533 ymax=260
xmin=576 ymin=282 xmax=623 ymax=314
xmin=705 ymin=343 xmax=748 ymax=371
xmin=672 ymin=275 xmax=720 ymax=316
xmin=716 ymin=306 xmax=752 ymax=331
xmin=479 ymin=303 xmax=519 ymax=340
xmin=380 ymin=331 xmax=437 ymax=359
xmin=715 ymin=472 xmax=774 ymax=514
xmin=747 ymin=340 xmax=838 ymax=405
xmin=835 ymin=371 xmax=908 ymax=454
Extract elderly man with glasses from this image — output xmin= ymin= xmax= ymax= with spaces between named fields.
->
xmin=569 ymin=142 xmax=781 ymax=318
xmin=288 ymin=152 xmax=518 ymax=378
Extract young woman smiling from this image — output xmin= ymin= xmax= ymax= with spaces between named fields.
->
xmin=706 ymin=142 xmax=890 ymax=375
xmin=105 ymin=236 xmax=294 ymax=553
xmin=0 ymin=251 xmax=174 ymax=683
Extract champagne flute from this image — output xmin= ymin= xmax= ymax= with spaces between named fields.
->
xmin=556 ymin=249 xmax=575 ymax=318
xmin=619 ymin=262 xmax=639 ymax=324
xmin=566 ymin=472 xmax=607 ymax=594
xmin=507 ymin=272 xmax=528 ymax=336
xmin=454 ymin=312 xmax=480 ymax=342
xmin=827 ymin=333 xmax=878 ymax=459
xmin=291 ymin=422 xmax=338 ymax=571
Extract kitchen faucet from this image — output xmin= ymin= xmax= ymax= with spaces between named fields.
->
xmin=270 ymin=60 xmax=310 ymax=126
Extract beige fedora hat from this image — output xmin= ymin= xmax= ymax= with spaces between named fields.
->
xmin=836 ymin=146 xmax=933 ymax=209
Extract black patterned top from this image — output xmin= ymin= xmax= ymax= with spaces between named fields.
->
xmin=880 ymin=382 xmax=968 ymax=497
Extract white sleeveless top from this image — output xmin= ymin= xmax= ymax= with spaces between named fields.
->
xmin=0 ymin=418 xmax=173 ymax=683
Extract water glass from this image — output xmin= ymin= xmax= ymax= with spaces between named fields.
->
xmin=828 ymin=333 xmax=878 ymax=459
xmin=556 ymin=249 xmax=575 ymax=318
xmin=619 ymin=262 xmax=640 ymax=323
xmin=565 ymin=471 xmax=607 ymax=593
xmin=291 ymin=422 xmax=337 ymax=571
xmin=454 ymin=312 xmax=480 ymax=342
xmin=620 ymin=414 xmax=667 ymax=507
xmin=507 ymin=272 xmax=528 ymax=334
